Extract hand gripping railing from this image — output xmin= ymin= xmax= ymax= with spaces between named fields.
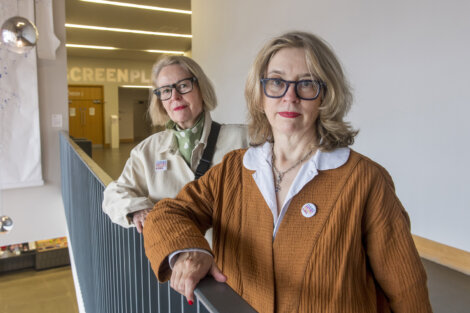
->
xmin=59 ymin=132 xmax=257 ymax=313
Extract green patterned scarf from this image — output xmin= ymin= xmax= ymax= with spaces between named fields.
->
xmin=167 ymin=113 xmax=205 ymax=165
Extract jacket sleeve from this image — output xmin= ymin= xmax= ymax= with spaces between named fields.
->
xmin=362 ymin=162 xmax=433 ymax=313
xmin=102 ymin=147 xmax=155 ymax=227
xmin=143 ymin=155 xmax=226 ymax=282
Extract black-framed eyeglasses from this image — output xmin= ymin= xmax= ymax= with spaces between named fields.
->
xmin=260 ymin=78 xmax=325 ymax=100
xmin=153 ymin=77 xmax=197 ymax=101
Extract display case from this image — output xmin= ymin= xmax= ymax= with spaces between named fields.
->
xmin=0 ymin=237 xmax=70 ymax=273
xmin=35 ymin=237 xmax=70 ymax=270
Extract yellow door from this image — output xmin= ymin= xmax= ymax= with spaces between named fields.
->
xmin=84 ymin=99 xmax=103 ymax=145
xmin=68 ymin=86 xmax=104 ymax=146
xmin=68 ymin=99 xmax=81 ymax=139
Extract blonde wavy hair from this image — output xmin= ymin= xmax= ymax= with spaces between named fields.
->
xmin=148 ymin=55 xmax=217 ymax=126
xmin=245 ymin=31 xmax=358 ymax=150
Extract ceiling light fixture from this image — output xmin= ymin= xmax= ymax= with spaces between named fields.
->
xmin=66 ymin=43 xmax=118 ymax=50
xmin=80 ymin=0 xmax=191 ymax=15
xmin=66 ymin=44 xmax=186 ymax=54
xmin=146 ymin=49 xmax=185 ymax=55
xmin=65 ymin=23 xmax=192 ymax=38
xmin=121 ymin=85 xmax=153 ymax=89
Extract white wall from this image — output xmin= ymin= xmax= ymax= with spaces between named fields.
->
xmin=192 ymin=0 xmax=470 ymax=252
xmin=0 ymin=1 xmax=69 ymax=246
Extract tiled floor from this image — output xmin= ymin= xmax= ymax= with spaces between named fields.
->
xmin=0 ymin=266 xmax=79 ymax=313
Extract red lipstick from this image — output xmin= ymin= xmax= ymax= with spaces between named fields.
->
xmin=174 ymin=105 xmax=187 ymax=111
xmin=279 ymin=111 xmax=300 ymax=118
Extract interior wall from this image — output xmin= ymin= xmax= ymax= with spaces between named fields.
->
xmin=192 ymin=0 xmax=470 ymax=253
xmin=67 ymin=57 xmax=155 ymax=145
xmin=133 ymin=101 xmax=152 ymax=141
xmin=117 ymin=88 xmax=153 ymax=141
xmin=0 ymin=0 xmax=69 ymax=246
xmin=118 ymin=91 xmax=134 ymax=141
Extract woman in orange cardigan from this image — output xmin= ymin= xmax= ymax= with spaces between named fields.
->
xmin=143 ymin=31 xmax=432 ymax=313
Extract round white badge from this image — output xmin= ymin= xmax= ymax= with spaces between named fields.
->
xmin=301 ymin=203 xmax=317 ymax=218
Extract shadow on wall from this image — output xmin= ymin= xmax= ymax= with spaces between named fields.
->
xmin=423 ymin=259 xmax=470 ymax=313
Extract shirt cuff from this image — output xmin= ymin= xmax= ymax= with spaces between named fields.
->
xmin=168 ymin=249 xmax=213 ymax=269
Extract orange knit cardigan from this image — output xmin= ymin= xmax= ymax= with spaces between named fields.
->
xmin=143 ymin=149 xmax=432 ymax=313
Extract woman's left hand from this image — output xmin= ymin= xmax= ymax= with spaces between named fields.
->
xmin=171 ymin=251 xmax=227 ymax=305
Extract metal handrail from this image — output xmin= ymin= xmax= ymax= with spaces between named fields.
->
xmin=59 ymin=132 xmax=256 ymax=313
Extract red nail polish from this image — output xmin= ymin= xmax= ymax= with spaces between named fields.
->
xmin=188 ymin=300 xmax=194 ymax=305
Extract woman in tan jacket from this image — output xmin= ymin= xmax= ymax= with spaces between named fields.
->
xmin=102 ymin=56 xmax=249 ymax=232
xmin=143 ymin=32 xmax=432 ymax=313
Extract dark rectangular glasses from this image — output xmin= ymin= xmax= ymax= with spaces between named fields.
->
xmin=260 ymin=78 xmax=325 ymax=100
xmin=153 ymin=77 xmax=197 ymax=100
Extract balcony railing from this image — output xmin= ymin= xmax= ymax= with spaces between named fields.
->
xmin=59 ymin=132 xmax=256 ymax=313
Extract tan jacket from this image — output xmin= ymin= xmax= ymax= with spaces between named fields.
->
xmin=102 ymin=111 xmax=249 ymax=227
xmin=144 ymin=148 xmax=432 ymax=313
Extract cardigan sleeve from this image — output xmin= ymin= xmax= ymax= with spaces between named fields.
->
xmin=362 ymin=162 xmax=433 ymax=313
xmin=143 ymin=155 xmax=224 ymax=282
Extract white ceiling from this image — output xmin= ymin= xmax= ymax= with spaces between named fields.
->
xmin=65 ymin=0 xmax=191 ymax=61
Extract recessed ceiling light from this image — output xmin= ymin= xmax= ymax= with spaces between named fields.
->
xmin=80 ymin=0 xmax=191 ymax=15
xmin=145 ymin=49 xmax=185 ymax=55
xmin=65 ymin=23 xmax=192 ymax=38
xmin=120 ymin=85 xmax=153 ymax=89
xmin=66 ymin=43 xmax=118 ymax=50
xmin=66 ymin=43 xmax=186 ymax=54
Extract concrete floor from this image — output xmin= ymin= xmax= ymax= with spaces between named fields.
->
xmin=91 ymin=142 xmax=138 ymax=180
xmin=0 ymin=266 xmax=79 ymax=313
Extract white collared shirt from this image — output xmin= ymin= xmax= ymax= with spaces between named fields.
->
xmin=243 ymin=142 xmax=350 ymax=239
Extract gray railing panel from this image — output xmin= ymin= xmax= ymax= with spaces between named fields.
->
xmin=59 ymin=132 xmax=257 ymax=313
xmin=158 ymin=280 xmax=169 ymax=313
xmin=169 ymin=286 xmax=181 ymax=312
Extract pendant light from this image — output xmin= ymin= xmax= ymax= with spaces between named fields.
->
xmin=0 ymin=191 xmax=14 ymax=234
xmin=0 ymin=0 xmax=38 ymax=54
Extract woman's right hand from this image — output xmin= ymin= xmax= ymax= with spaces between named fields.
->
xmin=171 ymin=251 xmax=227 ymax=305
xmin=132 ymin=208 xmax=151 ymax=233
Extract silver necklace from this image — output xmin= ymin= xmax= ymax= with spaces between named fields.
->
xmin=272 ymin=145 xmax=315 ymax=193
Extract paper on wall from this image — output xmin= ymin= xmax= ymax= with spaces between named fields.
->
xmin=0 ymin=0 xmax=44 ymax=189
